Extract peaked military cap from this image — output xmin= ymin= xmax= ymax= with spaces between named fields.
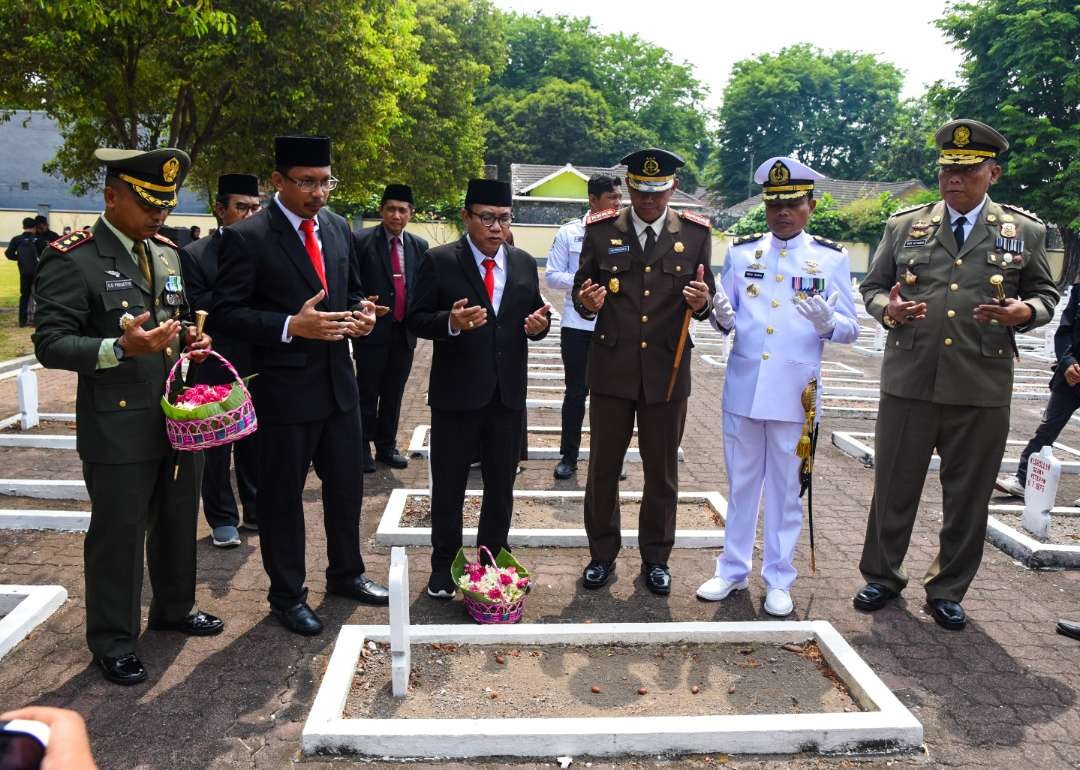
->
xmin=274 ymin=135 xmax=332 ymax=168
xmin=382 ymin=184 xmax=414 ymax=205
xmin=935 ymin=119 xmax=1008 ymax=166
xmin=465 ymin=179 xmax=511 ymax=207
xmin=217 ymin=173 xmax=260 ymax=198
xmin=620 ymin=148 xmax=684 ymax=193
xmin=755 ymin=156 xmax=826 ymax=201
xmin=95 ymin=147 xmax=190 ymax=209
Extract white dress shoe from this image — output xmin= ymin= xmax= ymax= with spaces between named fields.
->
xmin=764 ymin=587 xmax=794 ymax=617
xmin=696 ymin=576 xmax=748 ymax=602
xmin=993 ymin=475 xmax=1025 ymax=499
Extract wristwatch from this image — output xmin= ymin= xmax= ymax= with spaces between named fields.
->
xmin=881 ymin=309 xmax=897 ymax=329
xmin=113 ymin=339 xmax=126 ymax=360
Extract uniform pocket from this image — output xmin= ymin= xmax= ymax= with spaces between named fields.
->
xmin=981 ymin=330 xmax=1012 ymax=358
xmin=662 ymin=257 xmax=693 ymax=293
xmin=593 ymin=326 xmax=617 ymax=347
xmin=92 ymin=381 xmax=153 ymax=411
xmin=888 ymin=323 xmax=916 ymax=351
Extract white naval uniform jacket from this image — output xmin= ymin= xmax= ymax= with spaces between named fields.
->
xmin=716 ymin=231 xmax=860 ymax=423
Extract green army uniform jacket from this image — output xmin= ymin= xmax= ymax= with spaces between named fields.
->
xmin=862 ymin=197 xmax=1058 ymax=407
xmin=32 ymin=218 xmax=194 ymax=463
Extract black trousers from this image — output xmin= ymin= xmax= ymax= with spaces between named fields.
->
xmin=429 ymin=398 xmax=522 ymax=574
xmin=18 ymin=268 xmax=33 ymax=326
xmin=201 ymin=432 xmax=258 ymax=529
xmin=355 ymin=322 xmax=414 ymax=456
xmin=256 ymin=410 xmax=366 ymax=610
xmin=559 ymin=327 xmax=592 ymax=463
xmin=1015 ymin=385 xmax=1080 ymax=483
xmin=83 ymin=452 xmax=202 ymax=658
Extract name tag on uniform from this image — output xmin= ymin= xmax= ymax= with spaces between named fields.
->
xmin=903 ymin=239 xmax=927 ymax=248
xmin=744 ymin=270 xmax=765 ymax=279
xmin=608 ymin=245 xmax=630 ymax=255
xmin=105 ymin=278 xmax=135 ymax=291
xmin=574 ymin=235 xmax=584 ymax=243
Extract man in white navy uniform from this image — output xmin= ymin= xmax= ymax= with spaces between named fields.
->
xmin=696 ymin=157 xmax=859 ymax=616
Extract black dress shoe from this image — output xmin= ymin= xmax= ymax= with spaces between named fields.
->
xmin=642 ymin=563 xmax=671 ymax=596
xmin=852 ymin=583 xmax=899 ymax=612
xmin=553 ymin=461 xmax=575 ymax=480
xmin=96 ymin=653 xmax=147 ymax=686
xmin=1056 ymin=619 xmax=1080 ymax=641
xmin=362 ymin=453 xmax=376 ymax=473
xmin=376 ymin=451 xmax=409 ymax=469
xmin=148 ymin=610 xmax=224 ymax=636
xmin=271 ymin=602 xmax=323 ymax=636
xmin=929 ymin=598 xmax=966 ymax=630
xmin=327 ymin=574 xmax=390 ymax=606
xmin=582 ymin=559 xmax=616 ymax=589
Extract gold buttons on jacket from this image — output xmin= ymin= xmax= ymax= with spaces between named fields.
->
xmin=643 ymin=290 xmax=650 ymax=297
xmin=641 ymin=315 xmax=648 ymax=323
xmin=955 ymin=259 xmax=963 ymax=266
xmin=767 ymin=326 xmax=775 ymax=334
xmin=644 ymin=266 xmax=652 ymax=273
xmin=947 ymin=309 xmax=956 ymax=318
xmin=762 ymin=352 xmax=770 ymax=360
xmin=165 ymin=347 xmax=173 ymax=356
xmin=944 ymin=338 xmax=953 ymax=346
xmin=771 ymin=300 xmax=780 ymax=308
xmin=121 ymin=300 xmax=129 ymax=308
xmin=118 ymin=400 xmax=127 ymax=408
xmin=950 ymin=283 xmax=959 ymax=291
xmin=776 ymin=274 xmax=784 ymax=282
xmin=641 ymin=341 xmax=648 ymax=349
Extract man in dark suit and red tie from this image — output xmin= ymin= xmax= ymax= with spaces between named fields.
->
xmin=408 ymin=179 xmax=551 ymax=599
xmin=214 ymin=135 xmax=389 ymax=636
xmin=352 ymin=184 xmax=428 ymax=472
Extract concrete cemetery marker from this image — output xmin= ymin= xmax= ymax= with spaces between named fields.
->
xmin=388 ymin=547 xmax=410 ymax=697
xmin=1023 ymin=446 xmax=1059 ymax=540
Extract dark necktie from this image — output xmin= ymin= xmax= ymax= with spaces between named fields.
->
xmin=643 ymin=225 xmax=656 ymax=259
xmin=390 ymin=236 xmax=406 ymax=322
xmin=952 ymin=215 xmax=968 ymax=250
xmin=483 ymin=258 xmax=496 ymax=303
xmin=134 ymin=241 xmax=153 ymax=287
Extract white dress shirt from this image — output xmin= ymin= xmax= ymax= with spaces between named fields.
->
xmin=945 ymin=195 xmax=987 ymax=243
xmin=449 ymin=236 xmax=507 ymax=336
xmin=544 ymin=215 xmax=594 ymax=331
xmin=630 ymin=206 xmax=668 ymax=249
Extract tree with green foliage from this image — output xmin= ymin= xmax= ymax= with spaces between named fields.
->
xmin=869 ymin=95 xmax=951 ymax=187
xmin=936 ymin=0 xmax=1080 ymax=284
xmin=709 ymin=45 xmax=904 ymax=205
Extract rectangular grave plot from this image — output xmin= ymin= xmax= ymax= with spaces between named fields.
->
xmin=986 ymin=506 xmax=1080 ymax=569
xmin=831 ymin=432 xmax=1080 ymax=475
xmin=303 ymin=622 xmax=923 ymax=759
xmin=0 ymin=585 xmax=68 ymax=660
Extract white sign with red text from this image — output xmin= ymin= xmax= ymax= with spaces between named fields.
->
xmin=1022 ymin=446 xmax=1058 ymax=539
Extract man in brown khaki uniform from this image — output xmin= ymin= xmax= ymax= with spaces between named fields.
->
xmin=855 ymin=119 xmax=1058 ymax=629
xmin=573 ymin=148 xmax=715 ymax=595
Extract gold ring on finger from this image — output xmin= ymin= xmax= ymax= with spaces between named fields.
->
xmin=468 ymin=320 xmax=474 ymax=328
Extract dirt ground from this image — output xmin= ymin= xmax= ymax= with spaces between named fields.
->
xmin=0 ymin=419 xmax=77 ymax=435
xmin=991 ymin=510 xmax=1080 ymax=544
xmin=345 ymin=641 xmax=859 ymax=719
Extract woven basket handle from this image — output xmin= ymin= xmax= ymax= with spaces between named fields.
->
xmin=164 ymin=349 xmax=252 ymax=402
xmin=474 ymin=544 xmax=496 ymax=566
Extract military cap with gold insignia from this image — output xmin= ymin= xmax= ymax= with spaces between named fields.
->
xmin=95 ymin=147 xmax=191 ymax=209
xmin=935 ymin=119 xmax=1008 ymax=166
xmin=754 ymin=156 xmax=825 ymax=201
xmin=620 ymin=148 xmax=684 ymax=192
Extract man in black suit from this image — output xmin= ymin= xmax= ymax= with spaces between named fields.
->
xmin=215 ymin=135 xmax=389 ymax=636
xmin=5 ymin=217 xmax=46 ymax=326
xmin=180 ymin=173 xmax=262 ymax=548
xmin=352 ymin=184 xmax=428 ymax=472
xmin=408 ymin=179 xmax=551 ymax=598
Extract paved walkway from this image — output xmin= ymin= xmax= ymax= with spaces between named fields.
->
xmin=1 ymin=301 xmax=1078 ymax=769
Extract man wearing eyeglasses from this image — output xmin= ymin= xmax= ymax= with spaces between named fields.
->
xmin=215 ymin=135 xmax=389 ymax=636
xmin=408 ymin=179 xmax=551 ymax=599
xmin=180 ymin=173 xmax=262 ymax=549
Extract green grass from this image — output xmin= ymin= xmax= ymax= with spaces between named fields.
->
xmin=0 ymin=260 xmax=35 ymax=360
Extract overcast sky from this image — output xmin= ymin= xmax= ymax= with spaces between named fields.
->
xmin=492 ymin=0 xmax=966 ymax=108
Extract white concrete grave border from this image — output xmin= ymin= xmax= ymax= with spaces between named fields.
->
xmin=407 ymin=424 xmax=683 ymax=463
xmin=375 ymin=488 xmax=726 ymax=548
xmin=831 ymin=431 xmax=1080 ymax=474
xmin=0 ymin=364 xmax=77 ymax=449
xmin=985 ymin=504 xmax=1080 ymax=569
xmin=302 ymin=620 xmax=923 ymax=760
xmin=0 ymin=585 xmax=68 ymax=660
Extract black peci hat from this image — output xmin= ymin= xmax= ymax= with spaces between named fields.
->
xmin=381 ymin=184 xmax=414 ymax=205
xmin=464 ymin=179 xmax=512 ymax=207
xmin=217 ymin=173 xmax=260 ymax=198
xmin=274 ymin=135 xmax=332 ymax=168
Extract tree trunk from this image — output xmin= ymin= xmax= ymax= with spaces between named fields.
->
xmin=1059 ymin=225 xmax=1080 ymax=289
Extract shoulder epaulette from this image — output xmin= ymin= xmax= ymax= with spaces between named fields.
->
xmin=812 ymin=234 xmax=844 ymax=252
xmin=732 ymin=232 xmax=764 ymax=246
xmin=678 ymin=210 xmax=712 ymax=229
xmin=152 ymin=232 xmax=179 ymax=249
xmin=584 ymin=208 xmax=619 ymax=226
xmin=888 ymin=202 xmax=932 ymax=219
xmin=48 ymin=230 xmax=94 ymax=253
xmin=1001 ymin=203 xmax=1044 ymax=224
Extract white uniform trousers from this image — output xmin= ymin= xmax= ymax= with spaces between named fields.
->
xmin=718 ymin=412 xmax=805 ymax=590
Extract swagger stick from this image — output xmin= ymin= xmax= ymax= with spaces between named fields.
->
xmin=990 ymin=274 xmax=1020 ymax=360
xmin=796 ymin=378 xmax=818 ymax=573
xmin=665 ymin=264 xmax=705 ymax=402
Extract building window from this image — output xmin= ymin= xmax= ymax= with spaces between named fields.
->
xmin=20 ymin=182 xmax=29 ymax=190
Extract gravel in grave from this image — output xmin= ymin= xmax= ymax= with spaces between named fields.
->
xmin=991 ymin=510 xmax=1080 ymax=545
xmin=0 ymin=496 xmax=88 ymax=511
xmin=400 ymin=497 xmax=720 ymax=530
xmin=345 ymin=640 xmax=863 ymax=719
xmin=0 ymin=447 xmax=83 ymax=479
xmin=0 ymin=420 xmax=77 ymax=436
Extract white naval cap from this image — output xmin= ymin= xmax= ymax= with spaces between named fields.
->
xmin=754 ymin=157 xmax=826 ymax=201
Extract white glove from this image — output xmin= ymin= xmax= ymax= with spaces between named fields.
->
xmin=710 ymin=287 xmax=735 ymax=332
xmin=796 ymin=292 xmax=838 ymax=337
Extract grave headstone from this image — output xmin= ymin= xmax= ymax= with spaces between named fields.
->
xmin=17 ymin=365 xmax=39 ymax=431
xmin=1022 ymin=445 xmax=1059 ymax=539
xmin=388 ymin=546 xmax=411 ymax=697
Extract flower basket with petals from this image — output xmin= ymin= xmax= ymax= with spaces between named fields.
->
xmin=451 ymin=546 xmax=530 ymax=624
xmin=160 ymin=350 xmax=257 ymax=451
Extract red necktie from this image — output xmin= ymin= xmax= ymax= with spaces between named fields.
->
xmin=390 ymin=236 xmax=406 ymax=322
xmin=483 ymin=258 xmax=496 ymax=303
xmin=299 ymin=219 xmax=328 ymax=294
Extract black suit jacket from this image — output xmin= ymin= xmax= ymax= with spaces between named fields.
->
xmin=408 ymin=237 xmax=549 ymax=411
xmin=351 ymin=224 xmax=427 ymax=350
xmin=180 ymin=230 xmax=253 ymax=384
xmin=213 ymin=201 xmax=364 ymax=424
xmin=1051 ymin=285 xmax=1080 ymax=392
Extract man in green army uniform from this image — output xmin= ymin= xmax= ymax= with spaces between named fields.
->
xmin=33 ymin=148 xmax=224 ymax=685
xmin=854 ymin=119 xmax=1058 ymax=630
